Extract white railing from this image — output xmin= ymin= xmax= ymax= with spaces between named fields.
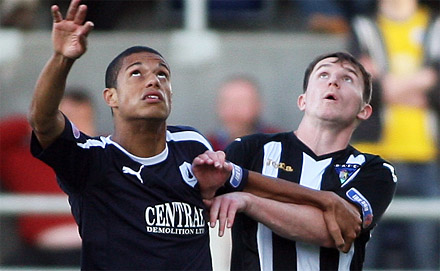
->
xmin=0 ymin=193 xmax=439 ymax=220
xmin=0 ymin=193 xmax=439 ymax=271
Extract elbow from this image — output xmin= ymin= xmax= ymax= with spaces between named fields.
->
xmin=27 ymin=107 xmax=39 ymax=131
xmin=27 ymin=108 xmax=46 ymax=133
xmin=27 ymin=107 xmax=61 ymax=136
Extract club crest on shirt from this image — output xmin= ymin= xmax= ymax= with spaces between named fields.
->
xmin=334 ymin=164 xmax=360 ymax=184
xmin=179 ymin=162 xmax=198 ymax=187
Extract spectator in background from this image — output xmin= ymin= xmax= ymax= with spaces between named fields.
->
xmin=0 ymin=88 xmax=96 ymax=267
xmin=207 ymin=76 xmax=279 ymax=151
xmin=0 ymin=0 xmax=40 ymax=29
xmin=295 ymin=0 xmax=376 ymax=34
xmin=348 ymin=0 xmax=440 ymax=269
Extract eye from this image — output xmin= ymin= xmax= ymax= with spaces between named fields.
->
xmin=319 ymin=72 xmax=329 ymax=79
xmin=131 ymin=70 xmax=142 ymax=77
xmin=343 ymin=76 xmax=353 ymax=83
xmin=157 ymin=71 xmax=169 ymax=79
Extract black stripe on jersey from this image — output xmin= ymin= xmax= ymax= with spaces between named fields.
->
xmin=273 ymin=233 xmax=297 ymax=270
xmin=320 ymin=247 xmax=339 ymax=270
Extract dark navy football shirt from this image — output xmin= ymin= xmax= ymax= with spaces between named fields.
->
xmin=31 ymin=117 xmax=213 ymax=270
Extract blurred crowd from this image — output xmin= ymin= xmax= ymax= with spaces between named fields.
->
xmin=1 ymin=0 xmax=379 ymax=32
xmin=0 ymin=0 xmax=439 ymax=270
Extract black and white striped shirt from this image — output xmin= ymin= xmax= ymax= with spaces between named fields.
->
xmin=226 ymin=132 xmax=396 ymax=271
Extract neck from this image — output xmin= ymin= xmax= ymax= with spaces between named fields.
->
xmin=295 ymin=119 xmax=354 ymax=156
xmin=112 ymin=118 xmax=167 ymax=158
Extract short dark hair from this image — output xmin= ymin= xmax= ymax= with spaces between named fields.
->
xmin=302 ymin=52 xmax=372 ymax=104
xmin=105 ymin=46 xmax=165 ymax=89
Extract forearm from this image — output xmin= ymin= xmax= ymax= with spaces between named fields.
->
xmin=381 ymin=69 xmax=437 ymax=106
xmin=244 ymin=171 xmax=333 ymax=211
xmin=28 ymin=53 xmax=75 ymax=146
xmin=243 ymin=193 xmax=335 ymax=247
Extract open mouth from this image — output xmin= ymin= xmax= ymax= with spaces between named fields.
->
xmin=142 ymin=92 xmax=163 ymax=101
xmin=324 ymin=94 xmax=337 ymax=100
xmin=145 ymin=94 xmax=160 ymax=100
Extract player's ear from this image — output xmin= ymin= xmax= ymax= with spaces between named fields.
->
xmin=297 ymin=93 xmax=306 ymax=111
xmin=103 ymin=87 xmax=118 ymax=108
xmin=357 ymin=103 xmax=372 ymax=121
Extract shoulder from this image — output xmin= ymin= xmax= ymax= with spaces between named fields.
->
xmin=349 ymin=146 xmax=397 ymax=182
xmin=166 ymin=125 xmax=212 ymax=151
xmin=236 ymin=131 xmax=291 ymax=145
xmin=226 ymin=131 xmax=292 ymax=158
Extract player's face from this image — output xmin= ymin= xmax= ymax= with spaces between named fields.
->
xmin=298 ymin=57 xmax=370 ymax=126
xmin=109 ymin=52 xmax=172 ymax=121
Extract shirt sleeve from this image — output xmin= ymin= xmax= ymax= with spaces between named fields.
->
xmin=30 ymin=115 xmax=100 ymax=193
xmin=335 ymin=155 xmax=397 ymax=230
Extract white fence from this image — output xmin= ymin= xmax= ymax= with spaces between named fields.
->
xmin=1 ymin=193 xmax=439 ymax=271
xmin=1 ymin=193 xmax=439 ymax=219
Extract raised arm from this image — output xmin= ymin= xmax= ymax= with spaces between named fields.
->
xmin=28 ymin=0 xmax=93 ymax=149
xmin=192 ymin=150 xmax=361 ymax=252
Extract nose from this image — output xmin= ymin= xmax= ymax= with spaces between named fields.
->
xmin=328 ymin=75 xmax=340 ymax=88
xmin=145 ymin=73 xmax=160 ymax=88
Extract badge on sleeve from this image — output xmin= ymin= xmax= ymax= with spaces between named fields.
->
xmin=346 ymin=187 xmax=373 ymax=228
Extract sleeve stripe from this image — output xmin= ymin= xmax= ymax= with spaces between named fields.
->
xmin=166 ymin=130 xmax=213 ymax=151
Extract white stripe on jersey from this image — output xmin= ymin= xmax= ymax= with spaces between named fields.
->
xmin=79 ymin=136 xmax=169 ymax=166
xmin=258 ymin=141 xmax=282 ymax=271
xmin=299 ymin=153 xmax=331 ymax=189
xmin=77 ymin=136 xmax=107 ymax=149
xmin=297 ymin=153 xmax=332 ymax=270
xmin=166 ymin=130 xmax=213 ymax=151
xmin=76 ymin=129 xmax=212 ymax=166
xmin=338 ymin=240 xmax=355 ymax=270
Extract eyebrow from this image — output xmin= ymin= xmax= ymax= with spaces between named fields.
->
xmin=125 ymin=61 xmax=142 ymax=71
xmin=315 ymin=63 xmax=359 ymax=78
xmin=124 ymin=61 xmax=170 ymax=73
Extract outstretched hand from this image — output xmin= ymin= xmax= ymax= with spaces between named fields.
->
xmin=321 ymin=191 xmax=362 ymax=253
xmin=192 ymin=150 xmax=233 ymax=200
xmin=204 ymin=192 xmax=248 ymax=237
xmin=51 ymin=0 xmax=94 ymax=60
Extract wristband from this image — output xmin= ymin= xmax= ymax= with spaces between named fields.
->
xmin=346 ymin=187 xmax=373 ymax=229
xmin=224 ymin=162 xmax=249 ymax=192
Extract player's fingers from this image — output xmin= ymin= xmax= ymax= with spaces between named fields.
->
xmin=215 ymin=151 xmax=226 ymax=163
xmin=216 ymin=151 xmax=230 ymax=169
xmin=194 ymin=153 xmax=211 ymax=165
xmin=341 ymin=235 xmax=355 ymax=253
xmin=212 ymin=151 xmax=226 ymax=168
xmin=217 ymin=200 xmax=229 ymax=237
xmin=224 ymin=161 xmax=233 ymax=171
xmin=192 ymin=157 xmax=205 ymax=166
xmin=51 ymin=5 xmax=63 ymax=23
xmin=208 ymin=198 xmax=221 ymax=228
xmin=205 ymin=151 xmax=221 ymax=163
xmin=66 ymin=0 xmax=81 ymax=21
xmin=325 ymin=216 xmax=345 ymax=251
xmin=80 ymin=21 xmax=94 ymax=37
xmin=226 ymin=202 xmax=238 ymax=228
xmin=74 ymin=4 xmax=87 ymax=24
